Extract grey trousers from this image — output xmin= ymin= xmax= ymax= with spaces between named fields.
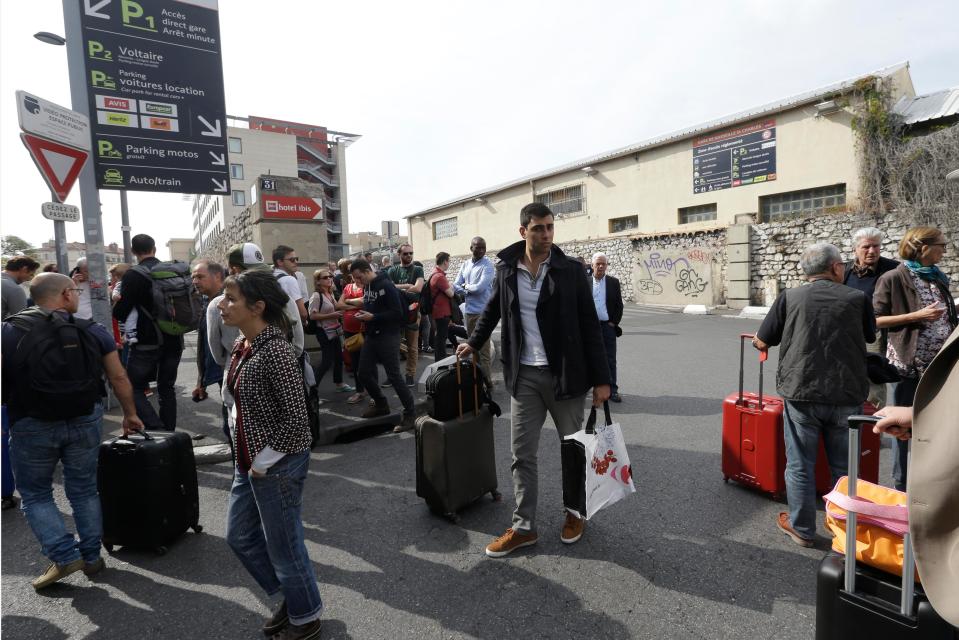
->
xmin=510 ymin=365 xmax=586 ymax=533
xmin=466 ymin=314 xmax=492 ymax=380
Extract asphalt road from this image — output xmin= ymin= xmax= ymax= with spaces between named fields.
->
xmin=1 ymin=306 xmax=896 ymax=639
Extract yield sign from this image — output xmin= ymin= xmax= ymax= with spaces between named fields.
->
xmin=20 ymin=133 xmax=89 ymax=203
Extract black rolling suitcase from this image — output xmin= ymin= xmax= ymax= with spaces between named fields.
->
xmin=815 ymin=415 xmax=956 ymax=639
xmin=416 ymin=357 xmax=502 ymax=522
xmin=98 ymin=430 xmax=202 ymax=555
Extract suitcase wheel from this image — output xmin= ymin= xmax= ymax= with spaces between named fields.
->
xmin=722 ymin=476 xmax=729 ymax=483
xmin=103 ymin=543 xmax=114 ymax=554
xmin=155 ymin=546 xmax=168 ymax=556
xmin=444 ymin=512 xmax=461 ymax=525
xmin=491 ymin=490 xmax=503 ymax=502
xmin=192 ymin=524 xmax=203 ymax=534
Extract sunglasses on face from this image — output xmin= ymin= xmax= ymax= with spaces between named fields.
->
xmin=401 ymin=252 xmax=413 ymax=257
xmin=287 ymin=257 xmax=299 ymax=263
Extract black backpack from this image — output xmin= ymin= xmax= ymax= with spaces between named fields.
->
xmin=6 ymin=308 xmax=105 ymax=420
xmin=419 ymin=273 xmax=437 ymax=316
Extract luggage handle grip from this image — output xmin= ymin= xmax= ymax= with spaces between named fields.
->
xmin=585 ymin=401 xmax=613 ymax=435
xmin=738 ymin=334 xmax=764 ymax=410
xmin=117 ymin=428 xmax=153 ymax=442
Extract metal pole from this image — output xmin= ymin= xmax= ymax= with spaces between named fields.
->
xmin=62 ymin=0 xmax=110 ymax=327
xmin=120 ymin=190 xmax=132 ymax=263
xmin=51 ymin=190 xmax=70 ymax=273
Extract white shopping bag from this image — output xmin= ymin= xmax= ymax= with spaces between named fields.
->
xmin=563 ymin=402 xmax=635 ymax=519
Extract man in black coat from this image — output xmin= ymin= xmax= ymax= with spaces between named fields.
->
xmin=458 ymin=202 xmax=610 ymax=558
xmin=590 ymin=253 xmax=624 ymax=402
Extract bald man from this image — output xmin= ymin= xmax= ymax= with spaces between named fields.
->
xmin=2 ymin=273 xmax=142 ymax=590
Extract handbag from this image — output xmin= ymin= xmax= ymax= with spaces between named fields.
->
xmin=823 ymin=476 xmax=918 ymax=580
xmin=344 ymin=332 xmax=364 ymax=352
xmin=562 ymin=401 xmax=635 ymax=520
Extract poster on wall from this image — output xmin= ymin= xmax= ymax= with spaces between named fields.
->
xmin=692 ymin=120 xmax=776 ymax=194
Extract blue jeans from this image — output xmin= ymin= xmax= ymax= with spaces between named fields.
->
xmin=9 ymin=404 xmax=104 ymax=565
xmin=2 ymin=405 xmax=15 ymax=498
xmin=226 ymin=450 xmax=322 ymax=625
xmin=890 ymin=377 xmax=919 ymax=491
xmin=782 ymin=400 xmax=859 ymax=540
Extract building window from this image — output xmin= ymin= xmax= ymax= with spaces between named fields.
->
xmin=432 ymin=217 xmax=458 ymax=240
xmin=609 ymin=215 xmax=638 ymax=233
xmin=228 ymin=137 xmax=242 ymax=154
xmin=679 ymin=203 xmax=717 ymax=224
xmin=232 ymin=190 xmax=246 ymax=207
xmin=230 ymin=164 xmax=244 ymax=180
xmin=535 ymin=184 xmax=584 ymax=217
xmin=760 ymin=184 xmax=846 ymax=221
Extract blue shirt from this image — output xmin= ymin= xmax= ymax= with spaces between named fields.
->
xmin=592 ymin=276 xmax=609 ymax=321
xmin=454 ymin=255 xmax=495 ymax=315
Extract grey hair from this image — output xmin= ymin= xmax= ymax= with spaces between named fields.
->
xmin=851 ymin=227 xmax=883 ymax=248
xmin=800 ymin=243 xmax=842 ymax=276
xmin=591 ymin=252 xmax=607 ymax=263
xmin=76 ymin=257 xmax=87 ymax=269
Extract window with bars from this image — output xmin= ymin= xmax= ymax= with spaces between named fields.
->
xmin=432 ymin=216 xmax=458 ymax=240
xmin=760 ymin=184 xmax=846 ymax=221
xmin=609 ymin=215 xmax=639 ymax=233
xmin=535 ymin=184 xmax=585 ymax=217
xmin=679 ymin=203 xmax=717 ymax=224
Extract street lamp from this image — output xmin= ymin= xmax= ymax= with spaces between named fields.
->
xmin=34 ymin=32 xmax=66 ymax=45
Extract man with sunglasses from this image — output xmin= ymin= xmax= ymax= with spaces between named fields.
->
xmin=387 ymin=244 xmax=424 ymax=388
xmin=272 ymin=245 xmax=309 ymax=326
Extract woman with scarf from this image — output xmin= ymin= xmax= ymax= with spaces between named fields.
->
xmin=874 ymin=226 xmax=956 ymax=491
xmin=219 ymin=269 xmax=323 ymax=640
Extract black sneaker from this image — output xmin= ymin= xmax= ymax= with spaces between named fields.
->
xmin=276 ymin=619 xmax=321 ymax=640
xmin=405 ymin=374 xmax=415 ymax=387
xmin=262 ymin=600 xmax=288 ymax=637
xmin=380 ymin=380 xmax=392 ymax=388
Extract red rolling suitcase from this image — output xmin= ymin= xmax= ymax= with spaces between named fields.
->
xmin=722 ymin=334 xmax=879 ymax=498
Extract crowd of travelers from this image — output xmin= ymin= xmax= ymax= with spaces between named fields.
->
xmin=1 ymin=208 xmax=957 ymax=635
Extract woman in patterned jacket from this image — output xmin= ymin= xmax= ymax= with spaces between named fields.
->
xmin=219 ymin=269 xmax=323 ymax=640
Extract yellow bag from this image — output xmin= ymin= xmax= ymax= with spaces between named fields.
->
xmin=824 ymin=476 xmax=919 ymax=581
xmin=344 ymin=332 xmax=364 ymax=353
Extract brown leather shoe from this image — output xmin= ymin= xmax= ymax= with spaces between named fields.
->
xmin=32 ymin=558 xmax=84 ymax=590
xmin=361 ymin=403 xmax=390 ymax=419
xmin=485 ymin=528 xmax=538 ymax=558
xmin=561 ymin=511 xmax=585 ymax=544
xmin=777 ymin=512 xmax=814 ymax=547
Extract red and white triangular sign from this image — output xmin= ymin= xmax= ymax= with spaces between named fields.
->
xmin=20 ymin=133 xmax=89 ymax=203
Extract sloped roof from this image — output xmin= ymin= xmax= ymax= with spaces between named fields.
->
xmin=893 ymin=87 xmax=959 ymax=125
xmin=407 ymin=62 xmax=911 ymax=218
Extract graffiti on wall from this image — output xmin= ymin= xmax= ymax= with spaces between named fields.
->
xmin=634 ymin=249 xmax=714 ymax=304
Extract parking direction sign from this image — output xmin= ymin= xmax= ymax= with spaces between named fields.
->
xmin=78 ymin=0 xmax=230 ymax=195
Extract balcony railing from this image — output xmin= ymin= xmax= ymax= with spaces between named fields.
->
xmin=297 ymin=162 xmax=339 ymax=187
xmin=296 ymin=141 xmax=335 ymax=167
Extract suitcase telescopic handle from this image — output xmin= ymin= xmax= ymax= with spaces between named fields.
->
xmin=842 ymin=415 xmax=915 ymax=615
xmin=738 ymin=334 xmax=765 ymax=410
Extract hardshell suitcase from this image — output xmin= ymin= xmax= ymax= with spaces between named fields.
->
xmin=415 ymin=357 xmax=501 ymax=522
xmin=722 ymin=334 xmax=879 ymax=498
xmin=425 ymin=358 xmax=482 ymax=421
xmin=98 ymin=430 xmax=202 ymax=554
xmin=815 ymin=416 xmax=955 ymax=639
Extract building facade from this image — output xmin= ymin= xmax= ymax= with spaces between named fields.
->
xmin=406 ymin=63 xmax=925 ymax=306
xmin=35 ymin=241 xmax=125 ymax=269
xmin=193 ymin=115 xmax=359 ymax=260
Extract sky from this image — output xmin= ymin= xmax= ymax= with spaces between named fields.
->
xmin=1 ymin=0 xmax=958 ymax=257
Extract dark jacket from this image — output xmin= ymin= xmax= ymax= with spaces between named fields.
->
xmin=469 ymin=241 xmax=610 ymax=399
xmin=757 ymin=279 xmax=875 ymax=405
xmin=113 ymin=256 xmax=161 ymax=346
xmin=873 ymin=264 xmax=958 ymax=373
xmin=604 ymin=275 xmax=624 ymax=328
xmin=843 ymin=256 xmax=899 ymax=301
xmin=362 ymin=272 xmax=404 ymax=336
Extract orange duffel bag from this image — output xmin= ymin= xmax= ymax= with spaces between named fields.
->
xmin=823 ymin=476 xmax=919 ymax=582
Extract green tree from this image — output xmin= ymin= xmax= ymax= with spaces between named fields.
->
xmin=1 ymin=235 xmax=38 ymax=258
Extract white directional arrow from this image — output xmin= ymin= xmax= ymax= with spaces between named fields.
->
xmin=209 ymin=151 xmax=225 ymax=165
xmin=84 ymin=0 xmax=111 ymax=19
xmin=197 ymin=115 xmax=221 ymax=138
xmin=211 ymin=178 xmax=228 ymax=193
